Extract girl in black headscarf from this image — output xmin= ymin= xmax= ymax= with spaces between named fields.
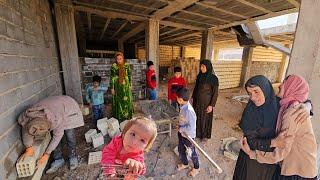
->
xmin=192 ymin=59 xmax=219 ymax=142
xmin=233 ymin=75 xmax=280 ymax=180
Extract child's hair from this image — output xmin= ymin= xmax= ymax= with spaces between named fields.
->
xmin=121 ymin=116 xmax=157 ymax=152
xmin=115 ymin=51 xmax=124 ymax=58
xmin=147 ymin=61 xmax=154 ymax=68
xmin=176 ymin=88 xmax=190 ymax=101
xmin=93 ymin=75 xmax=102 ymax=83
xmin=174 ymin=67 xmax=182 ymax=73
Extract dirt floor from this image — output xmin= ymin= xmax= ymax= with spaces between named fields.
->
xmin=42 ymin=83 xmax=248 ymax=180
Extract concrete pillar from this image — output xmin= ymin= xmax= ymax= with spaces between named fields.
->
xmin=118 ymin=40 xmax=124 ymax=53
xmin=145 ymin=19 xmax=160 ymax=85
xmin=240 ymin=46 xmax=254 ymax=87
xmin=213 ymin=48 xmax=219 ymax=61
xmin=286 ymin=0 xmax=320 ymax=138
xmin=55 ymin=0 xmax=82 ymax=103
xmin=181 ymin=46 xmax=186 ymax=58
xmin=277 ymin=44 xmax=291 ymax=83
xmin=200 ymin=29 xmax=214 ymax=61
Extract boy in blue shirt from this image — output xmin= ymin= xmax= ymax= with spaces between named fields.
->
xmin=176 ymin=88 xmax=200 ymax=177
xmin=86 ymin=75 xmax=108 ymax=126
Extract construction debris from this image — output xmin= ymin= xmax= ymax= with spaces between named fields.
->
xmin=220 ymin=137 xmax=241 ymax=161
xmin=92 ymin=133 xmax=104 ymax=148
xmin=97 ymin=118 xmax=109 ymax=136
xmin=88 ymin=151 xmax=102 ymax=165
xmin=231 ymin=95 xmax=250 ymax=104
xmin=85 ymin=129 xmax=98 ymax=143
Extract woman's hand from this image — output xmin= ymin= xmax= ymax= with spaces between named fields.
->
xmin=206 ymin=106 xmax=213 ymax=113
xmin=271 ymin=129 xmax=294 ymax=148
xmin=111 ymin=89 xmax=115 ymax=95
xmin=292 ymin=104 xmax=310 ymax=124
xmin=240 ymin=137 xmax=256 ymax=159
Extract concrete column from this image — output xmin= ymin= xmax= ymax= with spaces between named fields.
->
xmin=118 ymin=40 xmax=124 ymax=52
xmin=145 ymin=19 xmax=160 ymax=85
xmin=286 ymin=0 xmax=320 ymax=138
xmin=277 ymin=44 xmax=291 ymax=83
xmin=213 ymin=48 xmax=219 ymax=61
xmin=55 ymin=0 xmax=82 ymax=103
xmin=181 ymin=46 xmax=186 ymax=58
xmin=200 ymin=29 xmax=214 ymax=61
xmin=240 ymin=46 xmax=254 ymax=87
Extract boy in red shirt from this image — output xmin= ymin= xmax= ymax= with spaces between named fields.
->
xmin=168 ymin=67 xmax=187 ymax=109
xmin=146 ymin=61 xmax=157 ymax=100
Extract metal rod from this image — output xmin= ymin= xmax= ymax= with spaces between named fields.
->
xmin=182 ymin=132 xmax=223 ymax=173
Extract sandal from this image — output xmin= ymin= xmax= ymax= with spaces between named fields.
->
xmin=188 ymin=168 xmax=200 ymax=177
xmin=177 ymin=163 xmax=189 ymax=171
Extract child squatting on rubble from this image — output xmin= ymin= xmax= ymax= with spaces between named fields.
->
xmin=176 ymin=88 xmax=200 ymax=177
xmin=100 ymin=117 xmax=157 ymax=179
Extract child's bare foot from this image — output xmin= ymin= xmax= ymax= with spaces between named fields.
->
xmin=177 ymin=163 xmax=189 ymax=171
xmin=188 ymin=168 xmax=200 ymax=177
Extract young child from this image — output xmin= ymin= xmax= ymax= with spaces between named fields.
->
xmin=146 ymin=61 xmax=157 ymax=100
xmin=101 ymin=117 xmax=157 ymax=179
xmin=86 ymin=75 xmax=108 ymax=125
xmin=176 ymin=88 xmax=200 ymax=177
xmin=168 ymin=67 xmax=187 ymax=110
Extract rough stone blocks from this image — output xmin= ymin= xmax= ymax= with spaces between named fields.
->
xmin=120 ymin=120 xmax=129 ymax=132
xmin=92 ymin=133 xmax=104 ymax=148
xmin=85 ymin=129 xmax=97 ymax=143
xmin=97 ymin=118 xmax=109 ymax=136
xmin=107 ymin=117 xmax=120 ymax=130
xmin=108 ymin=128 xmax=120 ymax=138
xmin=88 ymin=151 xmax=102 ymax=165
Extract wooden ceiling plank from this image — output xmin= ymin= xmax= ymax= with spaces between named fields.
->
xmin=196 ymin=2 xmax=248 ymax=19
xmin=99 ymin=18 xmax=111 ymax=40
xmin=111 ymin=21 xmax=128 ymax=39
xmin=234 ymin=0 xmax=272 ymax=13
xmin=180 ymin=10 xmax=230 ymax=23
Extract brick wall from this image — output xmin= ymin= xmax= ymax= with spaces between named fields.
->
xmin=184 ymin=46 xmax=201 ymax=59
xmin=0 ymin=0 xmax=62 ymax=179
xmin=137 ymin=45 xmax=180 ymax=66
xmin=250 ymin=46 xmax=283 ymax=83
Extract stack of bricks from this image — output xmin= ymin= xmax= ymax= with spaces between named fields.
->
xmin=81 ymin=58 xmax=146 ymax=101
xmin=159 ymin=45 xmax=180 ymax=67
xmin=170 ymin=57 xmax=200 ymax=84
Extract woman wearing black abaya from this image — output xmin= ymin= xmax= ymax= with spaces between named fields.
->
xmin=233 ymin=75 xmax=280 ymax=180
xmin=192 ymin=59 xmax=219 ymax=142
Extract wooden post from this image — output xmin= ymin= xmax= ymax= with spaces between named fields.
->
xmin=118 ymin=40 xmax=124 ymax=53
xmin=200 ymin=29 xmax=214 ymax=61
xmin=240 ymin=47 xmax=254 ymax=87
xmin=145 ymin=19 xmax=160 ymax=85
xmin=277 ymin=44 xmax=291 ymax=82
xmin=286 ymin=0 xmax=320 ymax=138
xmin=55 ymin=0 xmax=83 ymax=103
xmin=181 ymin=46 xmax=186 ymax=58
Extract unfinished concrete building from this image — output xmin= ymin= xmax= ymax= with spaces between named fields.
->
xmin=0 ymin=0 xmax=319 ymax=179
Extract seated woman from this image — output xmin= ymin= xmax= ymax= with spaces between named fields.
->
xmin=241 ymin=75 xmax=317 ymax=180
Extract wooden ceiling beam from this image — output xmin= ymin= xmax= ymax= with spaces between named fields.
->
xmin=161 ymin=30 xmax=197 ymax=41
xmin=170 ymin=16 xmax=215 ymax=27
xmin=162 ymin=33 xmax=201 ymax=43
xmin=160 ymin=20 xmax=205 ymax=30
xmin=286 ymin=0 xmax=300 ymax=8
xmin=160 ymin=28 xmax=180 ymax=36
xmin=111 ymin=21 xmax=128 ymax=39
xmin=118 ymin=22 xmax=145 ymax=42
xmin=196 ymin=2 xmax=248 ymax=19
xmin=234 ymin=0 xmax=272 ymax=13
xmin=180 ymin=10 xmax=230 ymax=23
xmin=100 ymin=18 xmax=111 ymax=40
xmin=106 ymin=0 xmax=158 ymax=10
xmin=151 ymin=0 xmax=199 ymax=20
xmin=209 ymin=8 xmax=298 ymax=31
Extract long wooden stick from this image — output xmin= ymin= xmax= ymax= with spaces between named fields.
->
xmin=182 ymin=132 xmax=223 ymax=174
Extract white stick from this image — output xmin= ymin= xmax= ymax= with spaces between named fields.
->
xmin=182 ymin=132 xmax=223 ymax=174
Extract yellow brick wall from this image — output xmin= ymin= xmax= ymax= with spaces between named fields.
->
xmin=184 ymin=46 xmax=201 ymax=59
xmin=252 ymin=46 xmax=282 ymax=62
xmin=137 ymin=48 xmax=146 ymax=60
